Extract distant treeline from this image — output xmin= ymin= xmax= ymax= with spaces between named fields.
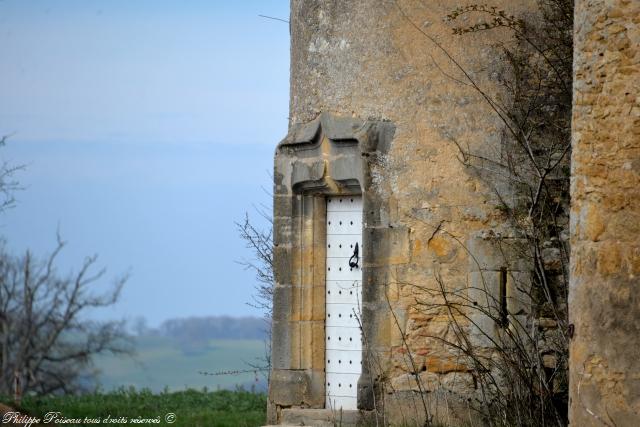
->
xmin=133 ymin=315 xmax=268 ymax=341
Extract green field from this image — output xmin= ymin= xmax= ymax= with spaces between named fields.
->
xmin=6 ymin=388 xmax=266 ymax=427
xmin=0 ymin=329 xmax=270 ymax=426
xmin=94 ymin=336 xmax=268 ymax=392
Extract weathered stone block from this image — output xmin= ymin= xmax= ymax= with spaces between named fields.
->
xmin=281 ymin=408 xmax=373 ymax=427
xmin=271 ymin=285 xmax=292 ymax=321
xmin=272 ymin=246 xmax=293 ymax=285
xmin=426 ymin=235 xmax=458 ymax=263
xmin=273 ymin=219 xmax=293 ymax=247
xmin=467 ymin=236 xmax=531 ymax=272
xmin=365 ymin=226 xmax=410 ymax=266
xmin=330 ymin=156 xmax=363 ymax=183
xmin=269 ymin=369 xmax=310 ymax=407
xmin=271 ymin=320 xmax=291 ymax=370
xmin=291 ymin=160 xmax=325 ymax=188
xmin=361 ymin=265 xmax=390 ymax=303
xmin=274 ymin=194 xmax=294 ymax=218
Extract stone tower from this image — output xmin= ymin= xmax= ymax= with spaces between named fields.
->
xmin=268 ymin=0 xmax=639 ymax=425
xmin=269 ymin=1 xmax=543 ymax=424
xmin=570 ymin=0 xmax=640 ymax=425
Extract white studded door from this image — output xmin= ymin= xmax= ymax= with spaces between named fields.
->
xmin=325 ymin=196 xmax=363 ymax=410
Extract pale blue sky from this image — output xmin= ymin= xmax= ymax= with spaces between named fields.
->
xmin=0 ymin=0 xmax=290 ymax=325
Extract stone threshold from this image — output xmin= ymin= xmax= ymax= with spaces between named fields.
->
xmin=267 ymin=408 xmax=375 ymax=427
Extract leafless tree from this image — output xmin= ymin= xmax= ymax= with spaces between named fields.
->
xmin=0 ymin=236 xmax=131 ymax=395
xmin=0 ymin=139 xmax=131 ymax=396
xmin=0 ymin=136 xmax=24 ymax=214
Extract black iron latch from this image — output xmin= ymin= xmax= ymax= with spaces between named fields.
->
xmin=349 ymin=242 xmax=359 ymax=269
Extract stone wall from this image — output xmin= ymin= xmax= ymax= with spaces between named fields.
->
xmin=569 ymin=1 xmax=640 ymax=425
xmin=268 ymin=0 xmax=640 ymax=424
xmin=269 ymin=1 xmax=548 ymax=424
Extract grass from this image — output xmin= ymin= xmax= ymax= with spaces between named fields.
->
xmin=0 ymin=337 xmax=269 ymax=426
xmin=4 ymin=388 xmax=267 ymax=427
xmin=94 ymin=337 xmax=268 ymax=392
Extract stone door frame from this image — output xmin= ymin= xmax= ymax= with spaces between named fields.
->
xmin=269 ymin=113 xmax=398 ymax=415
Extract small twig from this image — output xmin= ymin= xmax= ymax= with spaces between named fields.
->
xmin=427 ymin=221 xmax=444 ymax=245
xmin=258 ymin=14 xmax=289 ymax=24
xmin=198 ymin=367 xmax=269 ymax=376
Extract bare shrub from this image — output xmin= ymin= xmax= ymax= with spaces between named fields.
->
xmin=236 ymin=208 xmax=273 ymax=379
xmin=236 ymin=212 xmax=274 ymax=319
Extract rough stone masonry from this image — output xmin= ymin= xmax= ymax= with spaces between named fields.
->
xmin=570 ymin=0 xmax=640 ymax=425
xmin=267 ymin=0 xmax=640 ymax=425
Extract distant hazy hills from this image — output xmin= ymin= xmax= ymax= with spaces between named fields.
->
xmin=132 ymin=315 xmax=269 ymax=341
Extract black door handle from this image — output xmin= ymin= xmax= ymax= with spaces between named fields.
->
xmin=349 ymin=242 xmax=359 ymax=269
